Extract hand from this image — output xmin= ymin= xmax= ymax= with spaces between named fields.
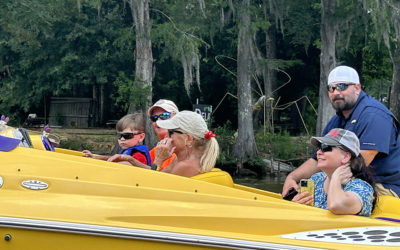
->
xmin=292 ymin=191 xmax=313 ymax=205
xmin=331 ymin=164 xmax=353 ymax=185
xmin=154 ymin=138 xmax=175 ymax=165
xmin=82 ymin=150 xmax=93 ymax=158
xmin=282 ymin=175 xmax=299 ymax=197
xmin=108 ymin=154 xmax=129 ymax=162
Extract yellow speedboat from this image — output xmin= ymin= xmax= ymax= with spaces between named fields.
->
xmin=1 ymin=124 xmax=400 ymax=249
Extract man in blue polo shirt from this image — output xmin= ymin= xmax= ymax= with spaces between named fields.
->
xmin=282 ymin=65 xmax=400 ymax=198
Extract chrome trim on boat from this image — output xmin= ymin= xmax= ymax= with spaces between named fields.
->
xmin=21 ymin=180 xmax=48 ymax=190
xmin=0 ymin=216 xmax=319 ymax=250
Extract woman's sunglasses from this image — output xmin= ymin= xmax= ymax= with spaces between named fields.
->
xmin=150 ymin=112 xmax=171 ymax=122
xmin=168 ymin=129 xmax=183 ymax=137
xmin=117 ymin=132 xmax=142 ymax=140
xmin=318 ymin=143 xmax=333 ymax=153
xmin=327 ymin=83 xmax=355 ymax=93
xmin=318 ymin=143 xmax=350 ymax=154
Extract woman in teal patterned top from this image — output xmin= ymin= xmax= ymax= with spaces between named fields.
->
xmin=292 ymin=128 xmax=375 ymax=217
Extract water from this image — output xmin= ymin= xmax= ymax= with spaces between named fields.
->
xmin=233 ymin=173 xmax=288 ymax=194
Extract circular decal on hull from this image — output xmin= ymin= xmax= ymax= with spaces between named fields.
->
xmin=21 ymin=180 xmax=48 ymax=190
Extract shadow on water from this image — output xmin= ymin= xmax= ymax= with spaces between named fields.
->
xmin=233 ymin=173 xmax=288 ymax=194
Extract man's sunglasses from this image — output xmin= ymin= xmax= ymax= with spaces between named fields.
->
xmin=168 ymin=129 xmax=183 ymax=137
xmin=327 ymin=83 xmax=355 ymax=93
xmin=150 ymin=112 xmax=171 ymax=122
xmin=117 ymin=132 xmax=142 ymax=140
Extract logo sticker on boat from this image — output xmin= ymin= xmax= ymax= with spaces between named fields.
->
xmin=21 ymin=180 xmax=48 ymax=190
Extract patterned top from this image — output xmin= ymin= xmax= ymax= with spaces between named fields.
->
xmin=310 ymin=172 xmax=374 ymax=217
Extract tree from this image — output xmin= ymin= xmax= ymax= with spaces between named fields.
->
xmin=0 ymin=0 xmax=135 ymax=124
xmin=234 ymin=0 xmax=258 ymax=168
xmin=317 ymin=0 xmax=365 ymax=135
xmin=364 ymin=0 xmax=400 ymax=118
xmin=316 ymin=0 xmax=337 ymax=135
xmin=125 ymin=0 xmax=156 ymax=147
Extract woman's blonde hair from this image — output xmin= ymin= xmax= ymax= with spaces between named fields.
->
xmin=194 ymin=137 xmax=219 ymax=173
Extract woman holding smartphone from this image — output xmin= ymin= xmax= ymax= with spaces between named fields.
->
xmin=291 ymin=128 xmax=376 ymax=217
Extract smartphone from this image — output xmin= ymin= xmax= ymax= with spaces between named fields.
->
xmin=299 ymin=179 xmax=314 ymax=206
xmin=283 ymin=187 xmax=298 ymax=201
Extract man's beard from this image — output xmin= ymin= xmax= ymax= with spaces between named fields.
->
xmin=331 ymin=96 xmax=354 ymax=112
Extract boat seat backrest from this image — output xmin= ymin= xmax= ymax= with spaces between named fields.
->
xmin=191 ymin=168 xmax=234 ymax=187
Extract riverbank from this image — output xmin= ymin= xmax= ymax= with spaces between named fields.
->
xmin=48 ymin=128 xmax=117 ymax=154
xmin=44 ymin=127 xmax=291 ymax=192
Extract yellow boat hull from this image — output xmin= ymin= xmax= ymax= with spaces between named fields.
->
xmin=1 ymin=130 xmax=400 ymax=249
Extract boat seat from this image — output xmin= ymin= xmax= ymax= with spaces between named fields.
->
xmin=371 ymin=195 xmax=400 ymax=222
xmin=191 ymin=168 xmax=234 ymax=187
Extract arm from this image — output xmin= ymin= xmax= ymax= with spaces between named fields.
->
xmin=107 ymin=154 xmax=151 ymax=169
xmin=282 ymin=158 xmax=319 ymax=196
xmin=327 ymin=165 xmax=362 ymax=215
xmin=360 ymin=149 xmax=378 ymax=166
xmin=82 ymin=150 xmax=110 ymax=161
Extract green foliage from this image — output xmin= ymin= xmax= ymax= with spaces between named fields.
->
xmin=361 ymin=30 xmax=392 ymax=106
xmin=0 ymin=0 xmax=134 ymax=120
xmin=213 ymin=121 xmax=236 ymax=161
xmin=111 ymin=71 xmax=134 ymax=113
xmin=255 ymin=131 xmax=310 ymax=160
xmin=0 ymin=0 xmax=397 ymax=151
xmin=214 ymin=122 xmax=310 ymax=174
xmin=243 ymin=156 xmax=268 ymax=177
xmin=302 ymin=88 xmax=318 ymax=135
xmin=284 ymin=0 xmax=320 ymax=51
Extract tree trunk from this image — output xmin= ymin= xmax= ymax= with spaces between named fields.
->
xmin=390 ymin=45 xmax=400 ymax=119
xmin=234 ymin=0 xmax=258 ymax=169
xmin=92 ymin=85 xmax=98 ymax=126
xmin=316 ymin=0 xmax=337 ymax=136
xmin=100 ymin=84 xmax=105 ymax=124
xmin=128 ymin=0 xmax=157 ymax=147
xmin=263 ymin=22 xmax=277 ymax=133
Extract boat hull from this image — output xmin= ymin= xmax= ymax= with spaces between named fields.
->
xmin=1 ymin=139 xmax=400 ymax=249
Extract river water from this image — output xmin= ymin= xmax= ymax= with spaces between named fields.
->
xmin=233 ymin=173 xmax=287 ymax=194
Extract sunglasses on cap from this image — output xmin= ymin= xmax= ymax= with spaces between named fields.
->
xmin=150 ymin=112 xmax=171 ymax=122
xmin=327 ymin=83 xmax=355 ymax=93
xmin=168 ymin=129 xmax=183 ymax=137
xmin=117 ymin=132 xmax=142 ymax=140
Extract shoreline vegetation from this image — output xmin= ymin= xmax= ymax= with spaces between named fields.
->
xmin=46 ymin=127 xmax=311 ymax=182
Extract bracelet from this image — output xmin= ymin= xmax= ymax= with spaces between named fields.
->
xmin=151 ymin=163 xmax=158 ymax=171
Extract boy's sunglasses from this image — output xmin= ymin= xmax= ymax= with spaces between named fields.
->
xmin=168 ymin=129 xmax=183 ymax=137
xmin=117 ymin=132 xmax=142 ymax=140
xmin=318 ymin=143 xmax=333 ymax=153
xmin=327 ymin=83 xmax=355 ymax=93
xmin=150 ymin=112 xmax=171 ymax=122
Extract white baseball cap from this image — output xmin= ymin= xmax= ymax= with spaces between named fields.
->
xmin=156 ymin=111 xmax=208 ymax=139
xmin=328 ymin=66 xmax=360 ymax=85
xmin=148 ymin=99 xmax=179 ymax=116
